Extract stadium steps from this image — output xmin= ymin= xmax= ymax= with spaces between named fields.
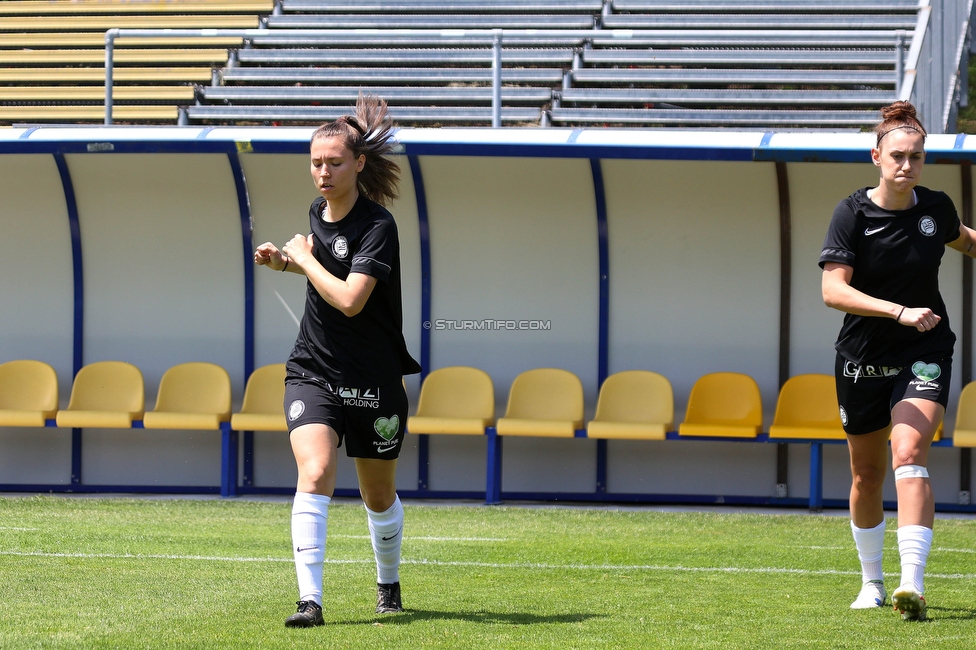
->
xmin=189 ymin=0 xmax=916 ymax=128
xmin=0 ymin=0 xmax=918 ymax=128
xmin=0 ymin=0 xmax=272 ymax=126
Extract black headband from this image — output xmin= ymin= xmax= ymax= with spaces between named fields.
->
xmin=877 ymin=124 xmax=923 ymax=143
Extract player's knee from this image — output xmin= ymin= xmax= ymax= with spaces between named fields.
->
xmin=894 ymin=464 xmax=929 ymax=481
xmin=852 ymin=464 xmax=886 ymax=493
xmin=298 ymin=464 xmax=334 ymax=493
xmin=891 ymin=446 xmax=927 ymax=469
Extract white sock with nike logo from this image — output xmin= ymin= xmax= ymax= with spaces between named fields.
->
xmin=366 ymin=496 xmax=403 ymax=584
xmin=292 ymin=491 xmax=330 ymax=605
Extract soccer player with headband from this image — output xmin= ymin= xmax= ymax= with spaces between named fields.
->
xmin=254 ymin=93 xmax=421 ymax=628
xmin=820 ymin=101 xmax=976 ymax=621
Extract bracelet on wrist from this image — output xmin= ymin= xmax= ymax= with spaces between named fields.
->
xmin=281 ymin=256 xmax=289 ymax=272
xmin=895 ymin=306 xmax=905 ymax=323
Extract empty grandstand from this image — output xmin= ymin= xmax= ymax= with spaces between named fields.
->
xmin=1 ymin=0 xmax=973 ymax=131
xmin=0 ymin=0 xmax=272 ymax=124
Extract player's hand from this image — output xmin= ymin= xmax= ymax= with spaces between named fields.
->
xmin=254 ymin=242 xmax=286 ymax=270
xmin=898 ymin=306 xmax=940 ymax=332
xmin=282 ymin=234 xmax=314 ymax=268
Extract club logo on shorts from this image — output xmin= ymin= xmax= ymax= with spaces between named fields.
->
xmin=918 ymin=216 xmax=937 ymax=236
xmin=331 ymin=235 xmax=349 ymax=259
xmin=374 ymin=415 xmax=399 ymax=441
xmin=288 ymin=399 xmax=305 ymax=421
xmin=839 ymin=406 xmax=848 ymax=427
xmin=911 ymin=361 xmax=941 ymax=382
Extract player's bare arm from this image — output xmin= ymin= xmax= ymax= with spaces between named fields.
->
xmin=254 ymin=241 xmax=306 ymax=274
xmin=947 ymin=222 xmax=976 ymax=257
xmin=822 ymin=262 xmax=938 ymax=332
xmin=283 ymin=232 xmax=377 ymax=316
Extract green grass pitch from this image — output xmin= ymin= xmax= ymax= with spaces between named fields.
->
xmin=1 ymin=495 xmax=975 ymax=649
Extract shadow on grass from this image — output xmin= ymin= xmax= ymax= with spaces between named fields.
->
xmin=332 ymin=609 xmax=607 ymax=626
xmin=927 ymin=606 xmax=976 ymax=621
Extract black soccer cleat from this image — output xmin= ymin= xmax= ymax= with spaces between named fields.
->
xmin=285 ymin=600 xmax=324 ymax=628
xmin=376 ymin=582 xmax=403 ymax=614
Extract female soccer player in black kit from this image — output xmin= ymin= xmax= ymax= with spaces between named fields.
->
xmin=821 ymin=101 xmax=976 ymax=621
xmin=254 ymin=94 xmax=421 ymax=627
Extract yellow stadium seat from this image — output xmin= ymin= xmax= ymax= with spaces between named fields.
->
xmin=0 ymin=86 xmax=196 ymax=102
xmin=0 ymin=49 xmax=232 ymax=65
xmin=0 ymin=106 xmax=180 ymax=122
xmin=0 ymin=32 xmax=244 ymax=48
xmin=407 ymin=366 xmax=495 ymax=435
xmin=953 ymin=381 xmax=976 ymax=447
xmin=678 ymin=372 xmax=763 ymax=438
xmin=586 ymin=370 xmax=673 ymax=440
xmin=0 ymin=67 xmax=213 ymax=83
xmin=496 ymin=368 xmax=584 ymax=438
xmin=0 ymin=360 xmax=59 ymax=427
xmin=768 ymin=374 xmax=845 ymax=440
xmin=230 ymin=364 xmax=287 ymax=432
xmin=0 ymin=1 xmax=274 ymax=16
xmin=143 ymin=362 xmax=232 ymax=430
xmin=0 ymin=15 xmax=260 ymax=30
xmin=56 ymin=361 xmax=144 ymax=428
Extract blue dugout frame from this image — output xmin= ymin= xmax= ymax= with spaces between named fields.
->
xmin=3 ymin=126 xmax=975 ymax=510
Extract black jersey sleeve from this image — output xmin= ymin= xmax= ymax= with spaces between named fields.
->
xmin=349 ymin=214 xmax=396 ymax=282
xmin=938 ymin=191 xmax=962 ymax=244
xmin=819 ymin=195 xmax=859 ymax=268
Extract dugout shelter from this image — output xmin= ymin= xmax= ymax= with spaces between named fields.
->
xmin=1 ymin=125 xmax=976 ymax=512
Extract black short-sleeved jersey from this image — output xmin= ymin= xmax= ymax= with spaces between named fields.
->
xmin=286 ymin=194 xmax=422 ymax=385
xmin=819 ymin=185 xmax=961 ymax=365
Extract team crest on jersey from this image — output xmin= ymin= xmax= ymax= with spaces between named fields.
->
xmin=918 ymin=216 xmax=937 ymax=236
xmin=332 ymin=235 xmax=349 ymax=259
xmin=288 ymin=400 xmax=305 ymax=421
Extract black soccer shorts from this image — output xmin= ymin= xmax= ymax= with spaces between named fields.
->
xmin=284 ymin=376 xmax=408 ymax=459
xmin=834 ymin=353 xmax=951 ymax=435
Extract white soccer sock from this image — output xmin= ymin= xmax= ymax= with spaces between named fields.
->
xmin=366 ymin=496 xmax=403 ymax=584
xmin=897 ymin=524 xmax=932 ymax=594
xmin=292 ymin=492 xmax=330 ymax=605
xmin=851 ymin=520 xmax=886 ymax=584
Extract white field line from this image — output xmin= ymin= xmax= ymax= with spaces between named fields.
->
xmin=331 ymin=535 xmax=509 ymax=542
xmin=2 ymin=550 xmax=975 ymax=580
xmin=791 ymin=542 xmax=976 ymax=553
xmin=794 ymin=544 xmax=976 ymax=554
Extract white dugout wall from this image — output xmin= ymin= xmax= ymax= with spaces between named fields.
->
xmin=1 ymin=127 xmax=974 ymax=510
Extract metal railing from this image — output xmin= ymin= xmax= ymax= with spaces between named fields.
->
xmin=104 ymin=22 xmax=965 ymax=130
xmin=104 ymin=27 xmax=620 ymax=127
xmin=898 ymin=0 xmax=975 ymax=133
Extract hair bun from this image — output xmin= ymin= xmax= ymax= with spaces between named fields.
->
xmin=880 ymin=100 xmax=917 ymax=123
